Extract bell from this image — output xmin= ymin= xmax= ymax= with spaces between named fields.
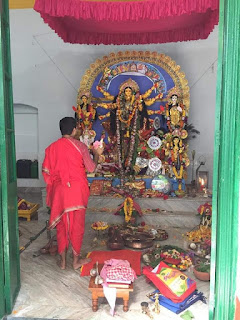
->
xmin=95 ymin=275 xmax=104 ymax=285
xmin=90 ymin=268 xmax=97 ymax=277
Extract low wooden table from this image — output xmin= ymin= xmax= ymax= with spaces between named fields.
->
xmin=88 ymin=264 xmax=134 ymax=312
xmin=18 ymin=202 xmax=40 ymax=221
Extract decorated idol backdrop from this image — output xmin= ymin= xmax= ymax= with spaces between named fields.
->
xmin=73 ymin=51 xmax=190 ymax=195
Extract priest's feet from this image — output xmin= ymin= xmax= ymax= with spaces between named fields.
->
xmin=73 ymin=257 xmax=91 ymax=270
xmin=57 ymin=258 xmax=66 ymax=270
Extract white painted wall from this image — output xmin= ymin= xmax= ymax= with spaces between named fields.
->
xmin=14 ymin=104 xmax=38 ymax=161
xmin=9 ymin=9 xmax=218 ymax=188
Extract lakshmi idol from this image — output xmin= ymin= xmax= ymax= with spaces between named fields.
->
xmin=72 ymin=91 xmax=96 ymax=147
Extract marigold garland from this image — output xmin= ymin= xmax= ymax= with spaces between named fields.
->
xmin=172 ymin=165 xmax=183 ymax=190
xmin=124 ymin=197 xmax=133 ymax=223
xmin=172 ymin=165 xmax=183 ymax=179
xmin=185 ymin=225 xmax=211 ymax=243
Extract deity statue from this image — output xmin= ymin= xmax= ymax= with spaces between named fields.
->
xmin=96 ymin=78 xmax=163 ymax=183
xmin=73 ymin=92 xmax=96 ymax=131
xmin=164 ymin=134 xmax=189 ymax=192
xmin=72 ymin=91 xmax=96 ymax=147
xmin=165 ymin=87 xmax=186 ymax=132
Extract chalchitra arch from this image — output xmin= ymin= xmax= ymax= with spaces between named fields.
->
xmin=78 ymin=51 xmax=190 ymax=109
xmin=75 ymin=51 xmax=190 ymax=193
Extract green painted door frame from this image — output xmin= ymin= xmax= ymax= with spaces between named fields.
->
xmin=209 ymin=0 xmax=240 ymax=319
xmin=0 ymin=189 xmax=5 ymax=320
xmin=0 ymin=0 xmax=21 ymax=317
xmin=0 ymin=0 xmax=239 ymax=319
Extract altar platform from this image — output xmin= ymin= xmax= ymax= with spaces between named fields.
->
xmin=87 ymin=195 xmax=211 ymax=228
xmin=36 ymin=187 xmax=211 ymax=228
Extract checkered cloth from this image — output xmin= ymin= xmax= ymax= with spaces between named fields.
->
xmin=106 ymin=265 xmax=136 ymax=282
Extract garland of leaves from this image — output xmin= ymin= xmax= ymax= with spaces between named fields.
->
xmin=125 ymin=108 xmax=138 ymax=174
xmin=116 ymin=107 xmax=139 ymax=184
xmin=131 ymin=116 xmax=141 ymax=175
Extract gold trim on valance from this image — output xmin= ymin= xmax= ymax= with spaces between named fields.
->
xmin=9 ymin=0 xmax=35 ymax=9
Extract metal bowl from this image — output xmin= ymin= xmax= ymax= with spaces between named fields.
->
xmin=107 ymin=241 xmax=125 ymax=250
xmin=123 ymin=232 xmax=154 ymax=249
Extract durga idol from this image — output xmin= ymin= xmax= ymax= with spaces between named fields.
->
xmin=96 ymin=79 xmax=163 ymax=183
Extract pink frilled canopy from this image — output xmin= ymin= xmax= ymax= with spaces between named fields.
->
xmin=34 ymin=0 xmax=219 ymax=45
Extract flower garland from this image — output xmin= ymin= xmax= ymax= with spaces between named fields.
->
xmin=165 ymin=104 xmax=172 ymax=132
xmin=172 ymin=165 xmax=183 ymax=190
xmin=117 ymin=98 xmax=138 ymax=124
xmin=185 ymin=225 xmax=211 ymax=243
xmin=197 ymin=203 xmax=212 ymax=216
xmin=172 ymin=165 xmax=183 ymax=179
xmin=113 ymin=188 xmax=143 ymax=222
xmin=116 ymin=107 xmax=139 ymax=183
xmin=116 ymin=113 xmax=125 ymax=186
xmin=125 ymin=108 xmax=138 ymax=173
xmin=123 ymin=197 xmax=134 ymax=223
xmin=171 ymin=149 xmax=182 ymax=163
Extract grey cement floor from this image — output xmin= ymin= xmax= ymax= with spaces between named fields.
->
xmin=11 ymin=191 xmax=210 ymax=320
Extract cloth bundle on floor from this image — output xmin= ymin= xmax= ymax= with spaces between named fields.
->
xmin=143 ymin=261 xmax=196 ymax=303
xmin=80 ymin=250 xmax=142 ymax=276
xmin=148 ymin=289 xmax=206 ymax=314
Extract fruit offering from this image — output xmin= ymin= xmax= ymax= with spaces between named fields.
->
xmin=91 ymin=221 xmax=109 ymax=230
xmin=142 ymin=245 xmax=192 ymax=270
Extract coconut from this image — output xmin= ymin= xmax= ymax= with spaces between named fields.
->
xmin=190 ymin=242 xmax=197 ymax=250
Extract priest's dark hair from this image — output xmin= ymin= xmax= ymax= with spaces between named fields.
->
xmin=59 ymin=117 xmax=77 ymax=135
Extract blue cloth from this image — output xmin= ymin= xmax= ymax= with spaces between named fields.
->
xmin=170 ymin=178 xmax=186 ymax=191
xmin=149 ymin=289 xmax=206 ymax=314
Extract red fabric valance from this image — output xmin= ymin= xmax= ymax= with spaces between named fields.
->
xmin=34 ymin=0 xmax=219 ymax=45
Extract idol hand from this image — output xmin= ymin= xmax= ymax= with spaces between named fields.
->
xmin=96 ymin=85 xmax=103 ymax=93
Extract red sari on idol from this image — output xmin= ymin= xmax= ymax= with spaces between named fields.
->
xmin=42 ymin=137 xmax=96 ymax=255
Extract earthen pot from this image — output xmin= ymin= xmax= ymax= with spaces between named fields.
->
xmin=193 ymin=266 xmax=210 ymax=281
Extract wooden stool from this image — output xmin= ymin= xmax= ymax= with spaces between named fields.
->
xmin=88 ymin=264 xmax=133 ymax=312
